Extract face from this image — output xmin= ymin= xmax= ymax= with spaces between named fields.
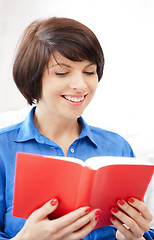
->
xmin=37 ymin=52 xmax=98 ymax=120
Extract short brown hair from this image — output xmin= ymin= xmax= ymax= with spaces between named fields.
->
xmin=13 ymin=17 xmax=105 ymax=105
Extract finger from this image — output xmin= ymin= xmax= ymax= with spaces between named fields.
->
xmin=31 ymin=198 xmax=58 ymax=220
xmin=48 ymin=208 xmax=100 ymax=240
xmin=111 ymin=207 xmax=145 ymax=238
xmin=116 ymin=229 xmax=145 ymax=240
xmin=71 ymin=217 xmax=98 ymax=240
xmin=51 ymin=206 xmax=96 ymax=229
xmin=61 ymin=209 xmax=100 ymax=234
xmin=127 ymin=198 xmax=153 ymax=222
xmin=117 ymin=199 xmax=151 ymax=232
xmin=110 ymin=215 xmax=144 ymax=239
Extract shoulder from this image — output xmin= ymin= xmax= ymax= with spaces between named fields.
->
xmin=0 ymin=123 xmax=23 ymax=167
xmin=0 ymin=107 xmax=33 ymax=140
xmin=89 ymin=126 xmax=126 ymax=141
xmin=90 ymin=125 xmax=124 ymax=141
xmin=89 ymin=125 xmax=135 ymax=157
xmin=0 ymin=122 xmax=22 ymax=141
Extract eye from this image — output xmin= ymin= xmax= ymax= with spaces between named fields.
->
xmin=55 ymin=72 xmax=69 ymax=76
xmin=84 ymin=71 xmax=95 ymax=75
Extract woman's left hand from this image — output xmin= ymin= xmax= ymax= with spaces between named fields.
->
xmin=110 ymin=198 xmax=153 ymax=240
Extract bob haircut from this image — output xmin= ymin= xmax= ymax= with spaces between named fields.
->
xmin=13 ymin=17 xmax=105 ymax=105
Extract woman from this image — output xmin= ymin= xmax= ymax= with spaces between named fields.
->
xmin=0 ymin=17 xmax=153 ymax=240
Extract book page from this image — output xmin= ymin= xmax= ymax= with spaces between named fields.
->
xmin=45 ymin=155 xmax=85 ymax=166
xmin=85 ymin=156 xmax=154 ymax=170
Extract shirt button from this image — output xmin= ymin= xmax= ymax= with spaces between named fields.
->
xmin=70 ymin=148 xmax=74 ymax=153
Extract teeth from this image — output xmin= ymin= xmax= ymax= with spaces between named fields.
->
xmin=64 ymin=96 xmax=84 ymax=102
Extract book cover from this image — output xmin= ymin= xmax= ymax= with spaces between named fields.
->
xmin=13 ymin=152 xmax=154 ymax=228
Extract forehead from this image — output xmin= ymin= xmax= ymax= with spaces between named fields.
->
xmin=49 ymin=52 xmax=96 ymax=68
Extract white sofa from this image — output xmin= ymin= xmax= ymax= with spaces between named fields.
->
xmin=0 ymin=107 xmax=154 ymax=228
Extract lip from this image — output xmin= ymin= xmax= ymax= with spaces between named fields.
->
xmin=61 ymin=94 xmax=87 ymax=106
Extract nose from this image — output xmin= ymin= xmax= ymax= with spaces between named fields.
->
xmin=69 ymin=72 xmax=87 ymax=92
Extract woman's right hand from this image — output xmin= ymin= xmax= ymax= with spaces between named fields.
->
xmin=12 ymin=198 xmax=101 ymax=240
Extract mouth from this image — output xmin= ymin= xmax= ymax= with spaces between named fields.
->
xmin=61 ymin=94 xmax=87 ymax=104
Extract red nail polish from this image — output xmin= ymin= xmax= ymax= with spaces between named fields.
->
xmin=110 ymin=216 xmax=116 ymax=221
xmin=85 ymin=207 xmax=91 ymax=213
xmin=128 ymin=198 xmax=134 ymax=203
xmin=111 ymin=207 xmax=118 ymax=213
xmin=95 ymin=215 xmax=100 ymax=221
xmin=50 ymin=198 xmax=58 ymax=206
xmin=95 ymin=209 xmax=101 ymax=216
xmin=118 ymin=199 xmax=125 ymax=206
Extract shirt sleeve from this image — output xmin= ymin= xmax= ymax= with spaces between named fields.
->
xmin=144 ymin=229 xmax=154 ymax=239
xmin=121 ymin=136 xmax=135 ymax=158
xmin=0 ymin=157 xmax=9 ymax=239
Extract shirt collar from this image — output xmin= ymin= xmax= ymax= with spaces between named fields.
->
xmin=78 ymin=117 xmax=97 ymax=147
xmin=15 ymin=106 xmax=97 ymax=147
xmin=15 ymin=106 xmax=52 ymax=145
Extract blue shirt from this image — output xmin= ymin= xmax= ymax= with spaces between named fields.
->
xmin=0 ymin=107 xmax=153 ymax=240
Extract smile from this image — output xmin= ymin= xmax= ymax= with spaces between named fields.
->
xmin=63 ymin=95 xmax=84 ymax=102
xmin=61 ymin=94 xmax=87 ymax=105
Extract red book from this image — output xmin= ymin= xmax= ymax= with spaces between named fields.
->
xmin=13 ymin=152 xmax=154 ymax=228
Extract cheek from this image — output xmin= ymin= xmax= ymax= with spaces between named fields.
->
xmin=41 ymin=79 xmax=57 ymax=98
xmin=40 ymin=86 xmax=55 ymax=103
xmin=89 ymin=78 xmax=98 ymax=94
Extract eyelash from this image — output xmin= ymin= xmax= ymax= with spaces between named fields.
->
xmin=84 ymin=72 xmax=95 ymax=75
xmin=55 ymin=72 xmax=68 ymax=76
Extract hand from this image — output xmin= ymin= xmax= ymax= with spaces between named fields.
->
xmin=110 ymin=198 xmax=153 ymax=240
xmin=13 ymin=198 xmax=101 ymax=240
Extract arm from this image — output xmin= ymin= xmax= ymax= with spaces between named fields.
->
xmin=110 ymin=198 xmax=153 ymax=240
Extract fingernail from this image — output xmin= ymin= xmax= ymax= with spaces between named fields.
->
xmin=95 ymin=215 xmax=100 ymax=221
xmin=95 ymin=209 xmax=101 ymax=216
xmin=118 ymin=199 xmax=125 ymax=206
xmin=85 ymin=207 xmax=91 ymax=213
xmin=111 ymin=207 xmax=118 ymax=213
xmin=50 ymin=198 xmax=58 ymax=206
xmin=128 ymin=198 xmax=134 ymax=203
xmin=110 ymin=216 xmax=116 ymax=221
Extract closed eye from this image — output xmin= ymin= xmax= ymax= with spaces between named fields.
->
xmin=55 ymin=72 xmax=69 ymax=76
xmin=84 ymin=71 xmax=95 ymax=75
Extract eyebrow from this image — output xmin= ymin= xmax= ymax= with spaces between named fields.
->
xmin=52 ymin=63 xmax=71 ymax=68
xmin=51 ymin=62 xmax=96 ymax=68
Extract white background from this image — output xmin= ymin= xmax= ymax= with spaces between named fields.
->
xmin=0 ymin=0 xmax=154 ymax=158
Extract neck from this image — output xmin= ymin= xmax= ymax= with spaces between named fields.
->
xmin=33 ymin=106 xmax=81 ymax=155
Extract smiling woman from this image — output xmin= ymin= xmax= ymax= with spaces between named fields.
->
xmin=0 ymin=17 xmax=153 ymax=240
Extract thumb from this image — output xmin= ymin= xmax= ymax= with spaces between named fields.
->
xmin=32 ymin=198 xmax=58 ymax=220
